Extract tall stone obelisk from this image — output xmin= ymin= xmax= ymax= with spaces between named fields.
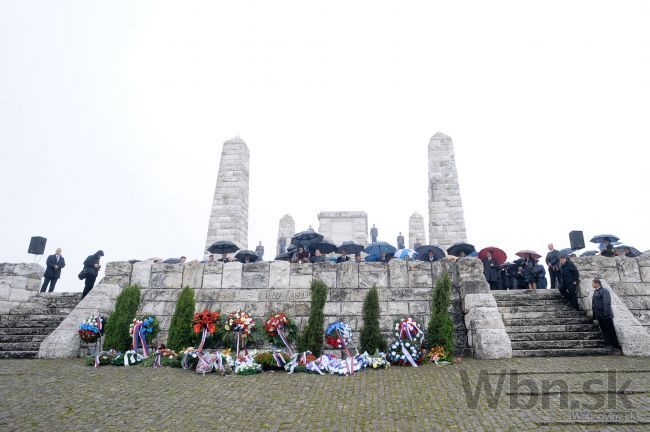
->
xmin=428 ymin=132 xmax=467 ymax=250
xmin=277 ymin=214 xmax=295 ymax=255
xmin=408 ymin=211 xmax=426 ymax=249
xmin=204 ymin=137 xmax=250 ymax=255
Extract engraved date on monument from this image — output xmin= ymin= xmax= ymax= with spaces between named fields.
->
xmin=262 ymin=290 xmax=310 ymax=301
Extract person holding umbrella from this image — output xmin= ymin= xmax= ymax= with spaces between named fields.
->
xmin=336 ymin=249 xmax=350 ymax=263
xmin=291 ymin=246 xmax=310 ymax=264
xmin=601 ymin=239 xmax=616 ymax=257
xmin=481 ymin=250 xmax=501 ymax=290
xmin=559 ymin=254 xmax=580 ymax=310
xmin=218 ymin=253 xmax=232 ymax=263
xmin=310 ymin=249 xmax=326 ymax=263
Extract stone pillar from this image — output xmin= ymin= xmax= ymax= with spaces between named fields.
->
xmin=204 ymin=137 xmax=250 ymax=256
xmin=408 ymin=212 xmax=426 ymax=249
xmin=277 ymin=214 xmax=295 ymax=255
xmin=428 ymin=132 xmax=467 ymax=250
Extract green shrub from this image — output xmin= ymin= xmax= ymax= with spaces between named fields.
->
xmin=103 ymin=285 xmax=141 ymax=351
xmin=166 ymin=287 xmax=196 ymax=352
xmin=425 ymin=272 xmax=455 ymax=357
xmin=297 ymin=279 xmax=328 ymax=356
xmin=359 ymin=285 xmax=386 ymax=354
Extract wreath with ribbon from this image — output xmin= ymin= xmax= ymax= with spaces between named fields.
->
xmin=192 ymin=309 xmax=221 ymax=351
xmin=265 ymin=312 xmax=298 ymax=354
xmin=78 ymin=315 xmax=104 ymax=343
xmin=223 ymin=310 xmax=256 ymax=357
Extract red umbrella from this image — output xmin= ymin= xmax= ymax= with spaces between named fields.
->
xmin=477 ymin=247 xmax=507 ymax=265
xmin=516 ymin=250 xmax=542 ymax=260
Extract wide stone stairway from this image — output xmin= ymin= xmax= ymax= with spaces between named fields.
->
xmin=492 ymin=289 xmax=621 ymax=357
xmin=0 ymin=293 xmax=82 ymax=359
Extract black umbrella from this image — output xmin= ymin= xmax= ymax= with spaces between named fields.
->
xmin=310 ymin=240 xmax=337 ymax=254
xmin=274 ymin=252 xmax=292 ymax=261
xmin=337 ymin=241 xmax=365 ymax=255
xmin=207 ymin=241 xmax=240 ymax=254
xmin=162 ymin=258 xmax=181 ymax=264
xmin=291 ymin=228 xmax=324 ymax=247
xmin=128 ymin=259 xmax=141 ymax=264
xmin=415 ymin=245 xmax=445 ymax=261
xmin=235 ymin=250 xmax=260 ymax=263
xmin=580 ymin=250 xmax=599 ymax=257
xmin=446 ymin=242 xmax=476 ymax=257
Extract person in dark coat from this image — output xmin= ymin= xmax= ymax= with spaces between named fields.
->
xmin=601 ymin=239 xmax=616 ymax=257
xmin=545 ymin=243 xmax=561 ymax=289
xmin=521 ymin=258 xmax=539 ymax=290
xmin=41 ymin=248 xmax=65 ymax=293
xmin=481 ymin=250 xmax=500 ymax=289
xmin=591 ymin=278 xmax=620 ymax=348
xmin=336 ymin=249 xmax=350 ymax=263
xmin=533 ymin=263 xmax=547 ymax=289
xmin=424 ymin=250 xmax=438 ymax=263
xmin=310 ymin=249 xmax=326 ymax=263
xmin=559 ymin=255 xmax=580 ymax=310
xmin=81 ymin=250 xmax=104 ymax=299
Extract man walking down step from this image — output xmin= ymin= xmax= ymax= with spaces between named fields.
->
xmin=591 ymin=278 xmax=620 ymax=348
xmin=41 ymin=248 xmax=65 ymax=293
xmin=559 ymin=254 xmax=580 ymax=310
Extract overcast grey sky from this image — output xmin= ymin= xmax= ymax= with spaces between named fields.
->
xmin=1 ymin=1 xmax=648 ymax=291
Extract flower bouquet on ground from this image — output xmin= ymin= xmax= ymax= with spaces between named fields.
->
xmin=265 ymin=312 xmax=298 ymax=354
xmin=426 ymin=345 xmax=451 ymax=366
xmin=85 ymin=349 xmax=117 ymax=367
xmin=195 ymin=350 xmax=233 ymax=375
xmin=110 ymin=350 xmax=143 ymax=366
xmin=192 ymin=309 xmax=221 ymax=351
xmin=387 ymin=317 xmax=425 ymax=367
xmin=254 ymin=350 xmax=292 ymax=371
xmin=129 ymin=316 xmax=159 ymax=358
xmin=147 ymin=345 xmax=179 ymax=368
xmin=223 ymin=310 xmax=256 ymax=357
xmin=359 ymin=351 xmax=390 ymax=370
xmin=78 ymin=315 xmax=104 ymax=343
xmin=285 ymin=351 xmax=318 ymax=373
xmin=234 ymin=355 xmax=262 ymax=375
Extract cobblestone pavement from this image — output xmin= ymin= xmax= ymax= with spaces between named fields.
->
xmin=1 ymin=356 xmax=650 ymax=431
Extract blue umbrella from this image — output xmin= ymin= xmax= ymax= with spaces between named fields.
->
xmin=394 ymin=248 xmax=418 ymax=260
xmin=469 ymin=251 xmax=479 ymax=257
xmin=365 ymin=241 xmax=397 ymax=256
xmin=310 ymin=240 xmax=337 ymax=255
xmin=364 ymin=254 xmax=381 ymax=262
xmin=615 ymin=245 xmax=641 ymax=257
xmin=291 ymin=228 xmax=324 ymax=247
xmin=580 ymin=250 xmax=599 ymax=257
xmin=590 ymin=234 xmax=620 ymax=244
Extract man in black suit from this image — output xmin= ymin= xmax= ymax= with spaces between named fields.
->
xmin=41 ymin=248 xmax=65 ymax=293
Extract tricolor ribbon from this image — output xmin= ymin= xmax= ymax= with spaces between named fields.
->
xmin=153 ymin=351 xmax=162 ymax=368
xmin=272 ymin=351 xmax=286 ymax=368
xmin=198 ymin=327 xmax=208 ymax=351
xmin=336 ymin=329 xmax=355 ymax=375
xmin=277 ymin=327 xmax=293 ymax=355
xmin=399 ymin=320 xmax=422 ymax=341
xmin=401 ymin=343 xmax=418 ymax=367
xmin=132 ymin=322 xmax=150 ymax=358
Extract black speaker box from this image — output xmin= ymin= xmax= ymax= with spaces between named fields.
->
xmin=28 ymin=236 xmax=47 ymax=255
xmin=569 ymin=231 xmax=585 ymax=250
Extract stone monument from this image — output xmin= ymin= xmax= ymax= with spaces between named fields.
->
xmin=317 ymin=211 xmax=368 ymax=246
xmin=277 ymin=214 xmax=295 ymax=255
xmin=408 ymin=212 xmax=426 ymax=249
xmin=428 ymin=132 xmax=467 ymax=250
xmin=255 ymin=241 xmax=264 ymax=260
xmin=204 ymin=137 xmax=250 ymax=256
xmin=370 ymin=224 xmax=378 ymax=243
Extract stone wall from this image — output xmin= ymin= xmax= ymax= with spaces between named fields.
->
xmin=573 ymin=253 xmax=650 ymax=353
xmin=428 ymin=132 xmax=467 ymax=250
xmin=0 ymin=263 xmax=43 ymax=313
xmin=39 ymin=259 xmax=470 ymax=358
xmin=204 ymin=136 xmax=250 ymax=255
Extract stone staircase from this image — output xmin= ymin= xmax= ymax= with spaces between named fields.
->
xmin=0 ymin=293 xmax=82 ymax=359
xmin=492 ymin=289 xmax=621 ymax=357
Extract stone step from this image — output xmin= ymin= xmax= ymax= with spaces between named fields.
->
xmin=512 ymin=347 xmax=622 ymax=357
xmin=511 ymin=339 xmax=606 ymax=351
xmin=0 ymin=334 xmax=47 ymax=343
xmin=8 ymin=304 xmax=75 ymax=315
xmin=0 ymin=327 xmax=60 ymax=335
xmin=497 ymin=305 xmax=576 ymax=313
xmin=0 ymin=314 xmax=68 ymax=328
xmin=0 ymin=351 xmax=38 ymax=359
xmin=503 ymin=316 xmax=594 ymax=326
xmin=508 ymin=331 xmax=604 ymax=341
xmin=492 ymin=289 xmax=563 ymax=298
xmin=495 ymin=299 xmax=568 ymax=307
xmin=0 ymin=341 xmax=42 ymax=351
xmin=500 ymin=310 xmax=585 ymax=320
xmin=505 ymin=323 xmax=601 ymax=333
